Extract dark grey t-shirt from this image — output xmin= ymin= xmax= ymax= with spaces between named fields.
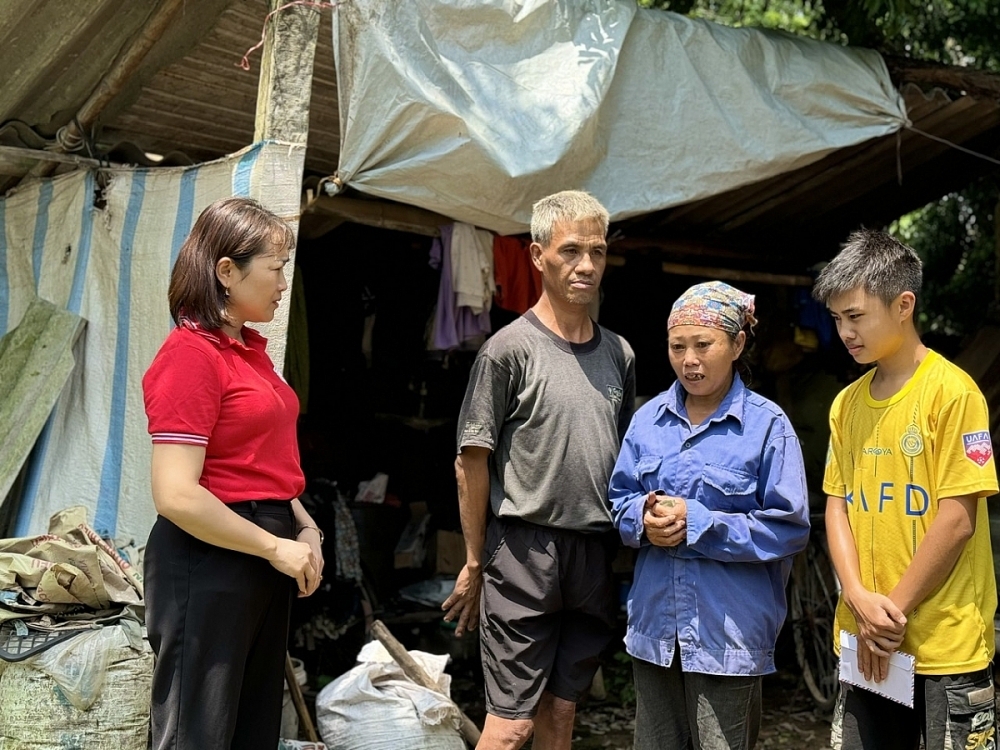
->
xmin=457 ymin=311 xmax=636 ymax=532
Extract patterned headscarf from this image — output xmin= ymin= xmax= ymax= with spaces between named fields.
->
xmin=667 ymin=281 xmax=757 ymax=335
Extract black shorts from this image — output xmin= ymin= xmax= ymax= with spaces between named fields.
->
xmin=479 ymin=516 xmax=618 ymax=719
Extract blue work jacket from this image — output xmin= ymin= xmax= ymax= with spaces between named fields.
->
xmin=609 ymin=374 xmax=810 ymax=676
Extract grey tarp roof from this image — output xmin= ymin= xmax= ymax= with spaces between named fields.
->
xmin=329 ymin=0 xmax=906 ymax=236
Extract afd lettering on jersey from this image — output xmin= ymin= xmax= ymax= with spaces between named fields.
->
xmin=846 ymin=482 xmax=929 ymax=516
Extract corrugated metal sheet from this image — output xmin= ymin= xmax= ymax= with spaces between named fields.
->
xmin=100 ymin=0 xmax=340 ymax=175
xmin=0 ymin=1 xmax=159 ymax=134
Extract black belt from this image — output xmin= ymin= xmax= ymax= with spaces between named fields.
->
xmin=228 ymin=499 xmax=293 ymax=515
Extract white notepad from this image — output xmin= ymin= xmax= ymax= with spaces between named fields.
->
xmin=839 ymin=630 xmax=915 ymax=708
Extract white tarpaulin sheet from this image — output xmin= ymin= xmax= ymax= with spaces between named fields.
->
xmin=0 ymin=141 xmax=304 ymax=544
xmin=331 ymin=0 xmax=907 ymax=235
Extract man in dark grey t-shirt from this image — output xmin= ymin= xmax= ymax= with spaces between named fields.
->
xmin=442 ymin=191 xmax=635 ymax=750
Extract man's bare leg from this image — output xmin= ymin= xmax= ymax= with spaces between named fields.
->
xmin=476 ymin=715 xmax=533 ymax=750
xmin=531 ymin=692 xmax=577 ymax=750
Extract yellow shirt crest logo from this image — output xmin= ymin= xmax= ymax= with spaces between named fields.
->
xmin=899 ymin=424 xmax=923 ymax=457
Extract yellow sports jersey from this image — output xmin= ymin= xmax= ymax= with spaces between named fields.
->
xmin=824 ymin=350 xmax=999 ymax=675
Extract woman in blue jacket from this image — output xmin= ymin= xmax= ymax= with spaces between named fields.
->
xmin=610 ymin=281 xmax=810 ymax=750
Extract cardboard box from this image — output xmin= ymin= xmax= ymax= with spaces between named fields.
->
xmin=435 ymin=530 xmax=465 ymax=575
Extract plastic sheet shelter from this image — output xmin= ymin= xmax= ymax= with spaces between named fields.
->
xmin=331 ymin=0 xmax=908 ymax=236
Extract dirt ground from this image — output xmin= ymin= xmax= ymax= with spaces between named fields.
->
xmin=448 ymin=652 xmax=834 ymax=749
xmin=307 ymin=614 xmax=835 ymax=748
xmin=569 ymin=671 xmax=832 ymax=749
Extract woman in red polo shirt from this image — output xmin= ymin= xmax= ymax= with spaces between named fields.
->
xmin=142 ymin=197 xmax=324 ymax=750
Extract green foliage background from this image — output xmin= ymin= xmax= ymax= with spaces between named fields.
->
xmin=639 ymin=0 xmax=1000 ymax=336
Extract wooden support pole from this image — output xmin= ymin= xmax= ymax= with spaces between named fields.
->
xmin=371 ymin=620 xmax=482 ymax=748
xmin=254 ymin=1 xmax=322 ymax=144
xmin=250 ymin=0 xmax=321 ymax=367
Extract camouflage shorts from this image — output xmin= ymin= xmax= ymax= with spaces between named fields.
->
xmin=831 ymin=666 xmax=996 ymax=750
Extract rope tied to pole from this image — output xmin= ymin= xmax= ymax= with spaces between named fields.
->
xmin=239 ymin=0 xmax=345 ymax=71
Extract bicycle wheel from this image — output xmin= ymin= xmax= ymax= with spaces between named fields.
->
xmin=790 ymin=532 xmax=841 ymax=711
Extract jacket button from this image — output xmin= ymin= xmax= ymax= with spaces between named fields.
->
xmin=683 ymin=441 xmax=691 ymax=449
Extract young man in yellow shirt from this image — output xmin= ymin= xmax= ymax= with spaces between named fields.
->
xmin=813 ymin=229 xmax=998 ymax=750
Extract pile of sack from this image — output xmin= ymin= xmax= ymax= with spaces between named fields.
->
xmin=0 ymin=506 xmax=152 ymax=750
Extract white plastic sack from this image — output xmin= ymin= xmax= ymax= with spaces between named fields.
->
xmin=316 ymin=641 xmax=465 ymax=750
xmin=332 ymin=0 xmax=907 ymax=235
xmin=29 ymin=627 xmax=117 ymax=710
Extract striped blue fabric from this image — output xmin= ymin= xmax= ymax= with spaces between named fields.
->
xmin=233 ymin=148 xmax=259 ymax=198
xmin=67 ymin=172 xmax=96 ymax=314
xmin=170 ymin=168 xmax=198 ymax=267
xmin=31 ymin=182 xmax=53 ymax=291
xmin=95 ymin=172 xmax=147 ymax=536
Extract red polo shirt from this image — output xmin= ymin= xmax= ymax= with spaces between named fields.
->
xmin=142 ymin=322 xmax=305 ymax=503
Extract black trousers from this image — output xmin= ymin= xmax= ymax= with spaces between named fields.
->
xmin=145 ymin=500 xmax=295 ymax=750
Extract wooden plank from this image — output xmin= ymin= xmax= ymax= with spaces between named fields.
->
xmin=887 ymin=56 xmax=1000 ymax=100
xmin=77 ymin=0 xmax=189 ymax=129
xmin=661 ymin=261 xmax=813 ymax=287
xmin=134 ymin=87 xmax=259 ymax=120
xmin=306 ymin=195 xmax=450 ymax=237
xmin=299 ymin=213 xmax=345 ymax=240
xmin=802 ymin=128 xmax=1000 ymax=248
xmin=109 ymin=109 xmax=254 ymax=150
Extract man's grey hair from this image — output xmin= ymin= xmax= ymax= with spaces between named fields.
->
xmin=812 ymin=229 xmax=923 ymax=306
xmin=530 ymin=190 xmax=610 ymax=247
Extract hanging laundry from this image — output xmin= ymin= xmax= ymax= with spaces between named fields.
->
xmin=451 ymin=222 xmax=496 ymax=314
xmin=430 ymin=224 xmax=491 ymax=350
xmin=493 ymin=235 xmax=542 ymax=314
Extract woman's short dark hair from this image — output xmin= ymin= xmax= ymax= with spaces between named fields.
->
xmin=168 ymin=197 xmax=295 ymax=328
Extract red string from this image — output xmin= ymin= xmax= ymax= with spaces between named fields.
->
xmin=238 ymin=0 xmax=343 ymax=71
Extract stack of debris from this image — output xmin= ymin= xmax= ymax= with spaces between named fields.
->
xmin=0 ymin=506 xmax=152 ymax=749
